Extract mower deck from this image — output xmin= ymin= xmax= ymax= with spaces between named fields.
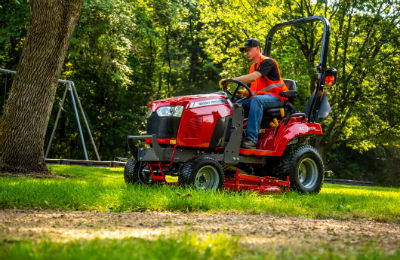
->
xmin=224 ymin=169 xmax=290 ymax=194
xmin=147 ymin=160 xmax=290 ymax=194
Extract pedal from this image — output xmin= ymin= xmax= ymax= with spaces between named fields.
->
xmin=270 ymin=118 xmax=279 ymax=127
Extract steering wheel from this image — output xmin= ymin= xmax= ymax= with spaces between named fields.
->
xmin=220 ymin=79 xmax=252 ymax=103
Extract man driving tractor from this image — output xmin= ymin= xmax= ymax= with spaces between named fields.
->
xmin=125 ymin=16 xmax=332 ymax=193
xmin=222 ymin=38 xmax=288 ymax=149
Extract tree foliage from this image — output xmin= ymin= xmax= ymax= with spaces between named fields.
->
xmin=199 ymin=0 xmax=400 ymax=154
xmin=46 ymin=0 xmax=221 ymax=159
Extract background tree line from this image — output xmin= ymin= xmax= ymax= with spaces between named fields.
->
xmin=1 ymin=0 xmax=399 ymax=186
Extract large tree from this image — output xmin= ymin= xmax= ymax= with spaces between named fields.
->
xmin=0 ymin=0 xmax=84 ymax=173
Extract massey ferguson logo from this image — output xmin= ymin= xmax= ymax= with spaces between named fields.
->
xmin=299 ymin=126 xmax=316 ymax=131
xmin=189 ymin=99 xmax=226 ymax=108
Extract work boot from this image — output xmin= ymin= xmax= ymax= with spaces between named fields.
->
xmin=241 ymin=138 xmax=257 ymax=149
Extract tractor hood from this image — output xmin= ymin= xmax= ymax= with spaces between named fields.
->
xmin=149 ymin=93 xmax=229 ymax=112
xmin=146 ymin=92 xmax=232 ymax=148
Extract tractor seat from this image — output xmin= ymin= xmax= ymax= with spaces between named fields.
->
xmin=263 ymin=79 xmax=297 ymax=119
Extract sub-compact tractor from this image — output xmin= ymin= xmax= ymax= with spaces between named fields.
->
xmin=124 ymin=16 xmax=336 ymax=194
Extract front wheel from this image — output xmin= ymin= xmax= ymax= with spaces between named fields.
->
xmin=280 ymin=145 xmax=324 ymax=193
xmin=179 ymin=156 xmax=224 ymax=191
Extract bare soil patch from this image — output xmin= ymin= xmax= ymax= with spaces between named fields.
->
xmin=1 ymin=209 xmax=400 ymax=253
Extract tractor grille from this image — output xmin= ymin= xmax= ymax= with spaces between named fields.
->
xmin=146 ymin=113 xmax=181 ymax=138
xmin=182 ymin=117 xmax=202 ymax=139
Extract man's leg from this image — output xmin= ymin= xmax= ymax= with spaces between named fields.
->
xmin=240 ymin=98 xmax=251 ymax=118
xmin=245 ymin=94 xmax=283 ymax=144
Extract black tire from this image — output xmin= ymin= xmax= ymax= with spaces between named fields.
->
xmin=124 ymin=158 xmax=152 ymax=185
xmin=278 ymin=145 xmax=324 ymax=193
xmin=178 ymin=156 xmax=224 ymax=191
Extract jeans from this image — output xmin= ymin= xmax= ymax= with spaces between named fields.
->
xmin=241 ymin=94 xmax=283 ymax=143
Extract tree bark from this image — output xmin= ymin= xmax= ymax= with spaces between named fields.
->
xmin=0 ymin=0 xmax=84 ymax=173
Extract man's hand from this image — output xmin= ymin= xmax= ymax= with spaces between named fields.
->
xmin=219 ymin=78 xmax=232 ymax=89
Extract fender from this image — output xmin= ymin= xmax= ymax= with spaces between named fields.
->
xmin=240 ymin=117 xmax=322 ymax=156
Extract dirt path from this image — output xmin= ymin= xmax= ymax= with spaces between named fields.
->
xmin=1 ymin=209 xmax=400 ymax=253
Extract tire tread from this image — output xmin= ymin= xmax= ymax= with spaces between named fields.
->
xmin=277 ymin=145 xmax=324 ymax=193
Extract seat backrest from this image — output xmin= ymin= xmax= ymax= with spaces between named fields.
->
xmin=262 ymin=79 xmax=297 ymax=121
xmin=283 ymin=79 xmax=296 ymax=91
xmin=283 ymin=79 xmax=296 ymax=106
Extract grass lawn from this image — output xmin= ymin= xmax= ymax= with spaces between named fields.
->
xmin=1 ymin=165 xmax=399 ymax=260
xmin=0 ymin=164 xmax=399 ymax=222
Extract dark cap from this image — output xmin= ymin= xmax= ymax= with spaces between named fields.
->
xmin=239 ymin=38 xmax=261 ymax=52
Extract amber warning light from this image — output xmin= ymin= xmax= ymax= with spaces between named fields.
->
xmin=325 ymin=75 xmax=335 ymax=86
xmin=324 ymin=68 xmax=337 ymax=86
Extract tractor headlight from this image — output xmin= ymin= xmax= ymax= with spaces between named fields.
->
xmin=156 ymin=106 xmax=184 ymax=117
xmin=146 ymin=108 xmax=153 ymax=118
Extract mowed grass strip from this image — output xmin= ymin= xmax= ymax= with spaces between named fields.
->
xmin=1 ymin=233 xmax=399 ymax=260
xmin=0 ymin=165 xmax=399 ymax=222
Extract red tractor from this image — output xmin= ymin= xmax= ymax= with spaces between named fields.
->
xmin=124 ymin=16 xmax=336 ymax=193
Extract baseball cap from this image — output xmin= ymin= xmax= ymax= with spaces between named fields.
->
xmin=239 ymin=38 xmax=261 ymax=52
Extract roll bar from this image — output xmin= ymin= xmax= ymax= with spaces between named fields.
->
xmin=264 ymin=16 xmax=332 ymax=122
xmin=264 ymin=16 xmax=330 ymax=71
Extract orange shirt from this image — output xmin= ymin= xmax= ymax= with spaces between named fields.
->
xmin=249 ymin=56 xmax=288 ymax=102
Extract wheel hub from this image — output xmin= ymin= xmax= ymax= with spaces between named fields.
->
xmin=195 ymin=165 xmax=220 ymax=190
xmin=297 ymin=158 xmax=318 ymax=189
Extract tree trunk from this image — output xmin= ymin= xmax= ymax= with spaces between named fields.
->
xmin=0 ymin=0 xmax=84 ymax=173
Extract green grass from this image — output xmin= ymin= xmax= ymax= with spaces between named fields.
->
xmin=1 ymin=165 xmax=400 ymax=260
xmin=0 ymin=164 xmax=399 ymax=222
xmin=1 ymin=233 xmax=399 ymax=260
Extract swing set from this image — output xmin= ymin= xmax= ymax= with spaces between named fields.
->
xmin=0 ymin=68 xmax=100 ymax=161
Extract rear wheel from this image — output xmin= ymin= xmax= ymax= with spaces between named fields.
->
xmin=124 ymin=158 xmax=153 ymax=185
xmin=278 ymin=145 xmax=324 ymax=193
xmin=179 ymin=156 xmax=224 ymax=190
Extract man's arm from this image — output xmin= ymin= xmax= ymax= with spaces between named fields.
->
xmin=232 ymin=71 xmax=262 ymax=84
